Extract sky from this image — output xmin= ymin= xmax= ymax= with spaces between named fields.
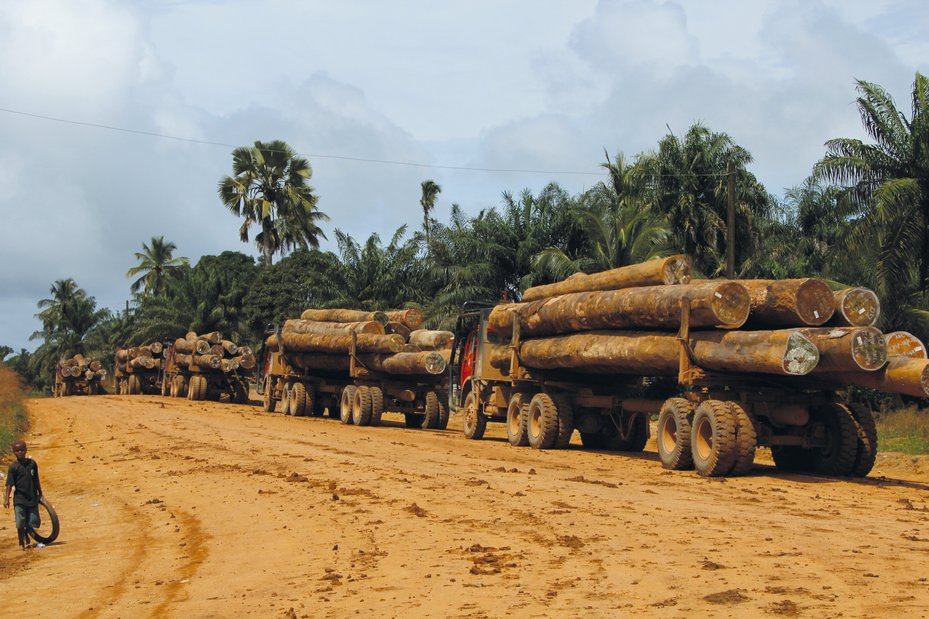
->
xmin=1 ymin=0 xmax=927 ymax=353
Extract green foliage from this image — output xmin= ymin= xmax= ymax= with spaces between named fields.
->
xmin=876 ymin=405 xmax=929 ymax=455
xmin=218 ymin=139 xmax=328 ymax=265
xmin=126 ymin=236 xmax=189 ymax=296
xmin=0 ymin=365 xmax=29 ymax=454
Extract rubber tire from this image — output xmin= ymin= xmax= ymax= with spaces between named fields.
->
xmin=369 ymin=387 xmax=384 ymax=425
xmin=727 ymin=401 xmax=758 ymax=476
xmin=161 ymin=376 xmax=169 ymax=397
xmin=128 ymin=374 xmax=141 ymax=395
xmin=28 ymin=497 xmax=60 ymax=545
xmin=657 ymin=398 xmax=695 ymax=470
xmin=198 ymin=375 xmax=208 ymax=401
xmin=462 ymin=391 xmax=486 ymax=440
xmin=353 ymin=386 xmax=373 ymax=426
xmin=340 ymin=386 xmax=357 ymax=425
xmin=506 ymin=393 xmax=530 ymax=447
xmin=290 ymin=382 xmax=307 ymax=417
xmin=436 ymin=391 xmax=449 ymax=430
xmin=177 ymin=376 xmax=188 ymax=399
xmin=423 ymin=391 xmax=441 ymax=429
xmin=551 ymin=395 xmax=575 ymax=448
xmin=233 ymin=380 xmax=249 ymax=405
xmin=811 ymin=403 xmax=858 ymax=476
xmin=280 ymin=383 xmax=292 ymax=415
xmin=262 ymin=376 xmax=275 ymax=412
xmin=848 ymin=403 xmax=878 ymax=477
xmin=691 ymin=400 xmax=738 ymax=477
xmin=187 ymin=376 xmax=200 ymax=401
xmin=527 ymin=393 xmax=559 ymax=450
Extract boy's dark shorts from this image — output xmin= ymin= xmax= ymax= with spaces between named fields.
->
xmin=13 ymin=504 xmax=40 ymax=530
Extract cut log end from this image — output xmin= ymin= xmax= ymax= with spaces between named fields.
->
xmin=795 ymin=279 xmax=836 ymax=325
xmin=850 ymin=326 xmax=890 ymax=370
xmin=783 ymin=332 xmax=820 ymax=375
xmin=885 ymin=331 xmax=927 ymax=359
xmin=834 ymin=287 xmax=881 ymax=327
xmin=710 ymin=282 xmax=751 ymax=327
xmin=664 ymin=255 xmax=692 ymax=285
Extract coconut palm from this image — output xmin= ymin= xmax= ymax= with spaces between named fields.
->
xmin=218 ymin=140 xmax=328 ymax=265
xmin=126 ymin=236 xmax=189 ymax=296
xmin=420 ymin=180 xmax=442 ymax=249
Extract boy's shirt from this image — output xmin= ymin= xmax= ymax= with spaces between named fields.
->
xmin=5 ymin=458 xmax=40 ymax=507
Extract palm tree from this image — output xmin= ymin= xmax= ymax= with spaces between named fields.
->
xmin=218 ymin=140 xmax=328 ymax=265
xmin=420 ymin=179 xmax=442 ymax=250
xmin=814 ymin=72 xmax=929 ymax=328
xmin=126 ymin=236 xmax=189 ymax=296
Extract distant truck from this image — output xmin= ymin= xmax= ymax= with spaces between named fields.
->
xmin=113 ymin=343 xmax=165 ymax=395
xmin=161 ymin=333 xmax=254 ymax=403
xmin=54 ymin=355 xmax=105 ymax=396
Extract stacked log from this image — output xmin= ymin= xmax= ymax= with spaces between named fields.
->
xmin=115 ymin=342 xmax=165 ymax=371
xmin=172 ymin=331 xmax=255 ymax=373
xmin=56 ymin=354 xmax=106 ymax=392
xmin=270 ymin=309 xmax=450 ymax=376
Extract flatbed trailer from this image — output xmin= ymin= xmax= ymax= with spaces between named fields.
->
xmin=161 ymin=343 xmax=250 ymax=403
xmin=448 ymin=303 xmax=876 ymax=478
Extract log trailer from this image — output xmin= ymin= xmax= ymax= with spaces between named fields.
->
xmin=161 ymin=341 xmax=251 ymax=403
xmin=54 ymin=356 xmax=106 ymax=396
xmin=448 ymin=302 xmax=878 ymax=478
xmin=114 ymin=344 xmax=165 ymax=395
xmin=258 ymin=329 xmax=450 ymax=430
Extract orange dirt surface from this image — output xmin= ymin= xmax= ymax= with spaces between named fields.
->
xmin=2 ymin=394 xmax=929 ymax=618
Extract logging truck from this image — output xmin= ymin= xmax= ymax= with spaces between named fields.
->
xmin=54 ymin=355 xmax=106 ymax=396
xmin=258 ymin=326 xmax=450 ymax=430
xmin=161 ymin=334 xmax=252 ymax=403
xmin=448 ymin=290 xmax=883 ymax=478
xmin=114 ymin=343 xmax=166 ymax=395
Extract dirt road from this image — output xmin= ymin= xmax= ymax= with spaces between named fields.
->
xmin=2 ymin=395 xmax=928 ymax=618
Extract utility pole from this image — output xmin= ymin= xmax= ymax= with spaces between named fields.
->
xmin=726 ymin=161 xmax=735 ymax=279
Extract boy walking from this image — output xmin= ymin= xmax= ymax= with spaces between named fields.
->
xmin=4 ymin=440 xmax=43 ymax=550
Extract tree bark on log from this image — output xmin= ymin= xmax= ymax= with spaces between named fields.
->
xmin=409 ymin=330 xmax=453 ymax=350
xmin=384 ymin=309 xmax=424 ymax=330
xmin=221 ymin=340 xmax=238 ymax=355
xmin=193 ymin=354 xmax=222 ymax=369
xmin=521 ymin=255 xmax=692 ymax=301
xmin=885 ymin=331 xmax=927 ymax=359
xmin=830 ymin=287 xmax=880 ymax=327
xmin=800 ymin=327 xmax=888 ymax=372
xmin=487 ymin=344 xmax=512 ymax=374
xmin=822 ymin=357 xmax=929 ymax=397
xmin=234 ymin=352 xmax=257 ymax=369
xmin=385 ymin=322 xmax=412 ymax=339
xmin=198 ymin=331 xmax=224 ymax=345
xmin=284 ymin=353 xmax=351 ymax=372
xmin=269 ymin=332 xmax=405 ymax=354
xmin=147 ymin=341 xmax=164 ymax=355
xmin=174 ymin=338 xmax=211 ymax=354
xmin=515 ymin=329 xmax=819 ymax=376
xmin=282 ymin=319 xmax=384 ymax=336
xmin=488 ymin=281 xmax=750 ymax=337
xmin=358 ymin=351 xmax=446 ymax=375
xmin=299 ymin=308 xmax=388 ymax=325
xmin=734 ymin=278 xmax=835 ymax=327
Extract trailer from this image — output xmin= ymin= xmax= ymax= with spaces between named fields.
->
xmin=259 ymin=330 xmax=450 ymax=430
xmin=448 ymin=302 xmax=877 ymax=478
xmin=114 ymin=344 xmax=165 ymax=395
xmin=54 ymin=356 xmax=106 ymax=396
xmin=162 ymin=340 xmax=251 ymax=404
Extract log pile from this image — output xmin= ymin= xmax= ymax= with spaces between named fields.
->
xmin=172 ymin=332 xmax=256 ymax=374
xmin=488 ymin=256 xmax=929 ymax=398
xmin=56 ymin=354 xmax=106 ymax=395
xmin=115 ymin=342 xmax=166 ymax=372
xmin=268 ymin=309 xmax=449 ymax=377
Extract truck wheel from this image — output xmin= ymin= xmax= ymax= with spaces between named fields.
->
xmin=462 ymin=391 xmax=486 ymax=440
xmin=691 ymin=400 xmax=738 ymax=477
xmin=369 ymin=387 xmax=384 ymax=425
xmin=353 ymin=386 xmax=373 ymax=426
xmin=657 ymin=398 xmax=694 ymax=470
xmin=290 ymin=382 xmax=307 ymax=417
xmin=161 ymin=376 xmax=169 ymax=397
xmin=727 ymin=402 xmax=757 ymax=476
xmin=551 ymin=395 xmax=575 ymax=448
xmin=506 ymin=393 xmax=530 ymax=446
xmin=303 ymin=386 xmax=318 ymax=417
xmin=423 ymin=391 xmax=441 ymax=429
xmin=810 ymin=403 xmax=858 ymax=476
xmin=128 ymin=375 xmax=141 ymax=395
xmin=848 ymin=404 xmax=877 ymax=477
xmin=527 ymin=393 xmax=559 ymax=450
xmin=177 ymin=376 xmax=188 ymax=399
xmin=262 ymin=377 xmax=275 ymax=412
xmin=186 ymin=376 xmax=198 ymax=401
xmin=233 ymin=380 xmax=249 ymax=404
xmin=280 ymin=383 xmax=292 ymax=414
xmin=436 ymin=391 xmax=449 ymax=430
xmin=199 ymin=376 xmax=209 ymax=401
xmin=340 ymin=386 xmax=357 ymax=424
xmin=28 ymin=497 xmax=60 ymax=545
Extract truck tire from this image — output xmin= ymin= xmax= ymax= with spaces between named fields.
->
xmin=370 ymin=387 xmax=384 ymax=425
xmin=527 ymin=393 xmax=559 ymax=450
xmin=848 ymin=403 xmax=878 ymax=477
xmin=28 ymin=497 xmax=60 ymax=545
xmin=811 ymin=403 xmax=858 ymax=476
xmin=290 ymin=382 xmax=307 ymax=417
xmin=424 ymin=391 xmax=441 ymax=429
xmin=353 ymin=386 xmax=373 ymax=426
xmin=198 ymin=375 xmax=209 ymax=401
xmin=506 ymin=393 xmax=530 ymax=446
xmin=280 ymin=383 xmax=292 ymax=414
xmin=551 ymin=395 xmax=575 ymax=448
xmin=727 ymin=402 xmax=757 ymax=476
xmin=462 ymin=391 xmax=486 ymax=440
xmin=262 ymin=376 xmax=275 ymax=412
xmin=657 ymin=398 xmax=694 ymax=470
xmin=186 ymin=376 xmax=200 ymax=401
xmin=340 ymin=386 xmax=357 ymax=424
xmin=161 ymin=376 xmax=169 ymax=397
xmin=436 ymin=391 xmax=449 ymax=430
xmin=233 ymin=380 xmax=249 ymax=404
xmin=177 ymin=376 xmax=188 ymax=399
xmin=169 ymin=377 xmax=177 ymax=397
xmin=691 ymin=400 xmax=738 ymax=477
xmin=128 ymin=374 xmax=141 ymax=395
xmin=303 ymin=386 xmax=319 ymax=417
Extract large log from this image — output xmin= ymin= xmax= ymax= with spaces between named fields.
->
xmin=385 ymin=309 xmax=424 ymax=330
xmin=800 ymin=327 xmax=887 ymax=373
xmin=409 ymin=329 xmax=453 ymax=350
xmin=359 ymin=351 xmax=446 ymax=375
xmin=221 ymin=358 xmax=239 ymax=373
xmin=193 ymin=354 xmax=222 ymax=369
xmin=174 ymin=338 xmax=210 ymax=354
xmin=147 ymin=341 xmax=164 ymax=355
xmin=285 ymin=353 xmax=351 ymax=372
xmin=270 ymin=332 xmax=405 ymax=354
xmin=830 ymin=287 xmax=880 ymax=327
xmin=385 ymin=321 xmax=412 ymax=339
xmin=487 ymin=344 xmax=512 ymax=374
xmin=516 ymin=329 xmax=819 ymax=376
xmin=129 ymin=356 xmax=156 ymax=370
xmin=521 ymin=255 xmax=692 ymax=302
xmin=198 ymin=331 xmax=224 ymax=345
xmin=221 ymin=340 xmax=239 ymax=355
xmin=488 ymin=281 xmax=750 ymax=337
xmin=210 ymin=344 xmax=226 ymax=357
xmin=737 ymin=278 xmax=835 ymax=327
xmin=823 ymin=357 xmax=929 ymax=397
xmin=885 ymin=331 xmax=927 ymax=359
xmin=299 ymin=309 xmax=388 ymax=325
xmin=234 ymin=351 xmax=257 ymax=369
xmin=282 ymin=319 xmax=384 ymax=336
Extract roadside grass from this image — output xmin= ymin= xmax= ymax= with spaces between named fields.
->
xmin=0 ymin=365 xmax=29 ymax=455
xmin=876 ymin=404 xmax=929 ymax=455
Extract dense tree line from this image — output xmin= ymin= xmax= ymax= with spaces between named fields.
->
xmin=6 ymin=73 xmax=928 ymax=394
